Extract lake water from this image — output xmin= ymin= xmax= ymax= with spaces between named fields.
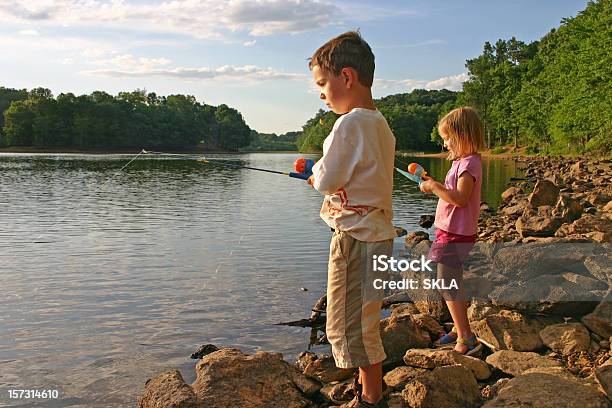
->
xmin=0 ymin=152 xmax=519 ymax=407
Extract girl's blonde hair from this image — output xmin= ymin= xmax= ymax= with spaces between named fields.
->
xmin=438 ymin=107 xmax=485 ymax=160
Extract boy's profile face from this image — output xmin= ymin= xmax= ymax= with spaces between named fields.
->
xmin=312 ymin=64 xmax=350 ymax=114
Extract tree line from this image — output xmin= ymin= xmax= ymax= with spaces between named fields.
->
xmin=437 ymin=0 xmax=610 ymax=155
xmin=0 ymin=88 xmax=251 ymax=151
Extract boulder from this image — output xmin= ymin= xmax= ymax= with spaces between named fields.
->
xmin=471 ymin=310 xmax=543 ymax=351
xmin=319 ymin=379 xmax=353 ymax=404
xmin=539 ymin=323 xmax=591 ymax=355
xmin=584 ymin=253 xmax=612 ymax=284
xmin=383 ymin=366 xmax=428 ymax=390
xmin=137 ymin=370 xmax=199 ymax=408
xmin=528 ymin=180 xmax=560 ymax=207
xmin=485 ymin=350 xmax=561 ymax=377
xmin=561 ymin=272 xmax=609 ymax=292
xmin=488 ymin=273 xmax=599 ymax=317
xmin=409 ymin=313 xmax=444 ymax=340
xmin=492 ymin=242 xmax=594 ymax=281
xmin=302 ymin=354 xmax=353 ymax=383
xmin=516 ymin=208 xmax=562 ymax=237
xmin=380 ymin=314 xmax=431 ymax=364
xmin=405 ymin=231 xmax=430 ymax=247
xmin=553 ymin=194 xmax=583 ymax=223
xmin=501 ymin=186 xmax=523 ymax=202
xmin=555 ymin=214 xmax=612 ymax=242
xmin=403 ymin=348 xmax=491 ymax=380
xmin=139 ymin=349 xmax=322 ymax=408
xmin=401 ymin=365 xmax=481 ymax=408
xmin=467 ymin=301 xmax=500 ymax=322
xmin=500 ymin=203 xmax=525 ymax=217
xmin=482 ymin=367 xmax=608 ymax=408
xmin=581 ymin=291 xmax=612 ymax=339
xmin=295 ymin=351 xmax=318 ymax=372
xmin=594 ymin=357 xmax=612 ymax=400
xmin=482 ymin=378 xmax=511 ymax=400
xmin=389 ymin=302 xmax=421 ymax=316
xmin=192 ymin=349 xmax=320 ymax=408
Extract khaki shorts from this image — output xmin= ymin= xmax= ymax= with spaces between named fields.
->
xmin=326 ymin=230 xmax=392 ymax=368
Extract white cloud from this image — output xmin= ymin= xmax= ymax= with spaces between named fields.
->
xmin=0 ymin=0 xmax=342 ymax=40
xmin=373 ymin=73 xmax=467 ymax=94
xmin=81 ymin=64 xmax=307 ymax=82
xmin=18 ymin=28 xmax=39 ymax=35
xmin=424 ymin=73 xmax=469 ymax=91
xmin=243 ymin=40 xmax=256 ymax=47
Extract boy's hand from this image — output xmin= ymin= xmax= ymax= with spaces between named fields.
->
xmin=307 ymin=175 xmax=315 ymax=188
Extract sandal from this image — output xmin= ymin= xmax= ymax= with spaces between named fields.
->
xmin=435 ymin=325 xmax=457 ymax=347
xmin=456 ymin=334 xmax=483 ymax=357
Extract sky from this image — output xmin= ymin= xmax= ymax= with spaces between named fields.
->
xmin=0 ymin=0 xmax=589 ymax=134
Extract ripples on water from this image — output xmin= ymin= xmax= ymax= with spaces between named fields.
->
xmin=0 ymin=152 xmax=518 ymax=407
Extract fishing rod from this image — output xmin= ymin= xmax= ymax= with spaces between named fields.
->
xmin=395 ymin=162 xmax=427 ymax=185
xmin=142 ymin=150 xmax=315 ymax=180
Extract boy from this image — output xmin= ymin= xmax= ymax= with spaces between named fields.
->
xmin=307 ymin=31 xmax=395 ymax=408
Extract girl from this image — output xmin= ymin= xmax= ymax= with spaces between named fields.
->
xmin=418 ymin=107 xmax=485 ymax=356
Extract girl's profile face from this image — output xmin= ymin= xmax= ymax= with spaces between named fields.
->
xmin=441 ymin=132 xmax=454 ymax=154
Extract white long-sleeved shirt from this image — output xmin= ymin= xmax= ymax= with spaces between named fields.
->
xmin=311 ymin=108 xmax=396 ymax=242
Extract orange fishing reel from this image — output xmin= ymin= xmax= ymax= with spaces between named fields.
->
xmin=290 ymin=158 xmax=316 ymax=180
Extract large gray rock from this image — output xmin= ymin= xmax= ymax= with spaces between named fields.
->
xmin=403 ymin=348 xmax=491 ymax=380
xmin=584 ymin=253 xmax=612 ymax=284
xmin=402 ymin=365 xmax=481 ymax=408
xmin=471 ymin=310 xmax=543 ymax=351
xmin=488 ymin=273 xmax=600 ymax=317
xmin=482 ymin=367 xmax=609 ymax=408
xmin=562 ymin=272 xmax=609 ymax=292
xmin=485 ymin=350 xmax=561 ymax=377
xmin=539 ymin=323 xmax=591 ymax=355
xmin=492 ymin=242 xmax=595 ymax=281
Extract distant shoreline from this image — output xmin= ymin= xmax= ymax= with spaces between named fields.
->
xmin=2 ymin=146 xmax=604 ymax=160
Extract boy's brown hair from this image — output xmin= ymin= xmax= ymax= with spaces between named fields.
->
xmin=308 ymin=30 xmax=375 ymax=87
xmin=438 ymin=107 xmax=485 ymax=160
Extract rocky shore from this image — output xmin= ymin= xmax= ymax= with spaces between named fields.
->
xmin=138 ymin=156 xmax=611 ymax=408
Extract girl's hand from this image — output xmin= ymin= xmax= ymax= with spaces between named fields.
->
xmin=307 ymin=175 xmax=314 ymax=188
xmin=419 ymin=179 xmax=436 ymax=193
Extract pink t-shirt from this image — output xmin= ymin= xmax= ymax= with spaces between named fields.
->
xmin=434 ymin=154 xmax=482 ymax=236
